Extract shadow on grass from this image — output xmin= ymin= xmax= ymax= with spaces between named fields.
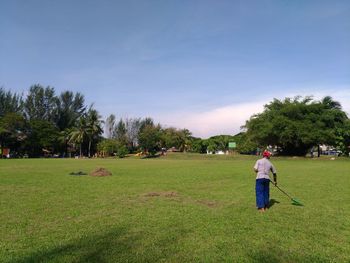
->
xmin=247 ymin=247 xmax=328 ymax=263
xmin=141 ymin=154 xmax=161 ymax=159
xmin=12 ymin=226 xmax=177 ymax=263
xmin=268 ymin=199 xmax=280 ymax=209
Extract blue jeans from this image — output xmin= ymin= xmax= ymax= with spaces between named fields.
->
xmin=256 ymin=178 xmax=270 ymax=209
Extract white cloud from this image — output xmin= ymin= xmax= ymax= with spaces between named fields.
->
xmin=154 ymin=87 xmax=350 ymax=139
xmin=281 ymin=87 xmax=350 ymax=116
xmin=155 ymin=101 xmax=265 ymax=138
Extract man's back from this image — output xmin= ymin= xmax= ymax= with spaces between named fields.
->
xmin=254 ymin=158 xmax=276 ymax=180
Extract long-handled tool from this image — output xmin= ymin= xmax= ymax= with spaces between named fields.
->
xmin=269 ymin=179 xmax=303 ymax=206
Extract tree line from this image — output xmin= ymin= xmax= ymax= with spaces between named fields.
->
xmin=1 ymin=85 xmax=349 ymax=157
xmin=0 ymin=85 xmax=104 ymax=157
xmin=0 ymin=85 xmax=236 ymax=158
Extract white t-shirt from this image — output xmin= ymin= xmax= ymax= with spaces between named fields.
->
xmin=254 ymin=158 xmax=276 ymax=180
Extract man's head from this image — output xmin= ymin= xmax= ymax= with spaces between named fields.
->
xmin=263 ymin=150 xmax=272 ymax=159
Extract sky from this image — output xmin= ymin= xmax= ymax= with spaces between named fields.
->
xmin=1 ymin=0 xmax=350 ymax=138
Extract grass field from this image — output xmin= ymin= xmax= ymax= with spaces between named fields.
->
xmin=1 ymin=154 xmax=349 ymax=263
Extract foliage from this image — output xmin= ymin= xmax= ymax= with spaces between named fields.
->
xmin=25 ymin=119 xmax=60 ymax=157
xmin=334 ymin=120 xmax=350 ymax=155
xmin=54 ymin=91 xmax=85 ymax=131
xmin=0 ymin=87 xmax=23 ymax=117
xmin=233 ymin=132 xmax=258 ymax=154
xmin=189 ymin=137 xmax=207 ymax=153
xmin=97 ymin=139 xmax=118 ymax=156
xmin=24 ymin=84 xmax=57 ymax=122
xmin=2 ymin=85 xmax=350 ymax=158
xmin=0 ymin=113 xmax=26 ymax=155
xmin=85 ymin=107 xmax=104 ymax=157
xmin=125 ymin=117 xmax=141 ymax=151
xmin=116 ymin=144 xmax=128 ymax=158
xmin=138 ymin=124 xmax=162 ymax=155
xmin=69 ymin=117 xmax=88 ymax=157
xmin=114 ymin=119 xmax=128 ymax=145
xmin=244 ymin=96 xmax=349 ymax=156
xmin=161 ymin=127 xmax=192 ymax=151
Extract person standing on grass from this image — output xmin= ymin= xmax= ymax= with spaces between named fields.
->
xmin=253 ymin=150 xmax=277 ymax=212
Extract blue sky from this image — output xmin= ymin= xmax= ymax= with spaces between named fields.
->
xmin=1 ymin=0 xmax=349 ymax=137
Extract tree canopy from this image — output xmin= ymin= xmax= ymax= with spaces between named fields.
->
xmin=243 ymin=96 xmax=349 ymax=156
xmin=1 ymin=85 xmax=349 ymax=158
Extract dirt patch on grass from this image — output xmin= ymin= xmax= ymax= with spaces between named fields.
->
xmin=144 ymin=192 xmax=161 ymax=197
xmin=163 ymin=191 xmax=178 ymax=197
xmin=141 ymin=191 xmax=220 ymax=208
xmin=90 ymin=167 xmax=112 ymax=177
xmin=143 ymin=191 xmax=179 ymax=198
xmin=197 ymin=200 xmax=219 ymax=208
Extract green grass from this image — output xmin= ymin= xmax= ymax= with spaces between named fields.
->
xmin=1 ymin=154 xmax=349 ymax=262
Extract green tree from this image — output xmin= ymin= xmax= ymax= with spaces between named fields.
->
xmin=139 ymin=117 xmax=154 ymax=133
xmin=69 ymin=117 xmax=88 ymax=157
xmin=178 ymin=129 xmax=192 ymax=152
xmin=334 ymin=120 xmax=350 ymax=155
xmin=97 ymin=139 xmax=118 ymax=157
xmin=160 ymin=127 xmax=192 ymax=152
xmin=24 ymin=85 xmax=57 ymax=122
xmin=233 ymin=132 xmax=257 ymax=154
xmin=0 ymin=113 xmax=26 ymax=156
xmin=161 ymin=127 xmax=181 ymax=149
xmin=244 ymin=96 xmax=348 ymax=156
xmin=25 ymin=119 xmax=60 ymax=157
xmin=0 ymin=88 xmax=23 ymax=117
xmin=54 ymin=91 xmax=85 ymax=131
xmin=207 ymin=135 xmax=235 ymax=152
xmin=58 ymin=128 xmax=75 ymax=157
xmin=125 ymin=117 xmax=141 ymax=151
xmin=86 ymin=107 xmax=104 ymax=157
xmin=138 ymin=124 xmax=161 ymax=156
xmin=114 ymin=119 xmax=128 ymax=145
xmin=189 ymin=137 xmax=207 ymax=153
xmin=116 ymin=144 xmax=129 ymax=158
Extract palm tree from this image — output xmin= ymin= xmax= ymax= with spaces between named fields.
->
xmin=321 ymin=96 xmax=342 ymax=110
xmin=58 ymin=128 xmax=74 ymax=157
xmin=54 ymin=91 xmax=86 ymax=131
xmin=178 ymin=129 xmax=192 ymax=152
xmin=86 ymin=107 xmax=103 ymax=157
xmin=69 ymin=117 xmax=87 ymax=157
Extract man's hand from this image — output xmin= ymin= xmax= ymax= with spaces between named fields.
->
xmin=273 ymin=173 xmax=277 ymax=186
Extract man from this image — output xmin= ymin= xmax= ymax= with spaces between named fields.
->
xmin=253 ymin=150 xmax=277 ymax=212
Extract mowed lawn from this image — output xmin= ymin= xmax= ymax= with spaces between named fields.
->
xmin=1 ymin=154 xmax=349 ymax=263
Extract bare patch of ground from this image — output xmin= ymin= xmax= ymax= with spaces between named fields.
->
xmin=197 ymin=200 xmax=219 ymax=208
xmin=143 ymin=191 xmax=179 ymax=198
xmin=90 ymin=167 xmax=112 ymax=177
xmin=142 ymin=191 xmax=219 ymax=208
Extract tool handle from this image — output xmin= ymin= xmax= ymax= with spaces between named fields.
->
xmin=269 ymin=179 xmax=293 ymax=200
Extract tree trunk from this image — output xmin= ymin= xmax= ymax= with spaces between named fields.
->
xmin=317 ymin=145 xmax=320 ymax=157
xmin=88 ymin=140 xmax=91 ymax=157
xmin=80 ymin=144 xmax=82 ymax=157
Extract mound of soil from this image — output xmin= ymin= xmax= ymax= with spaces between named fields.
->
xmin=90 ymin=167 xmax=112 ymax=177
